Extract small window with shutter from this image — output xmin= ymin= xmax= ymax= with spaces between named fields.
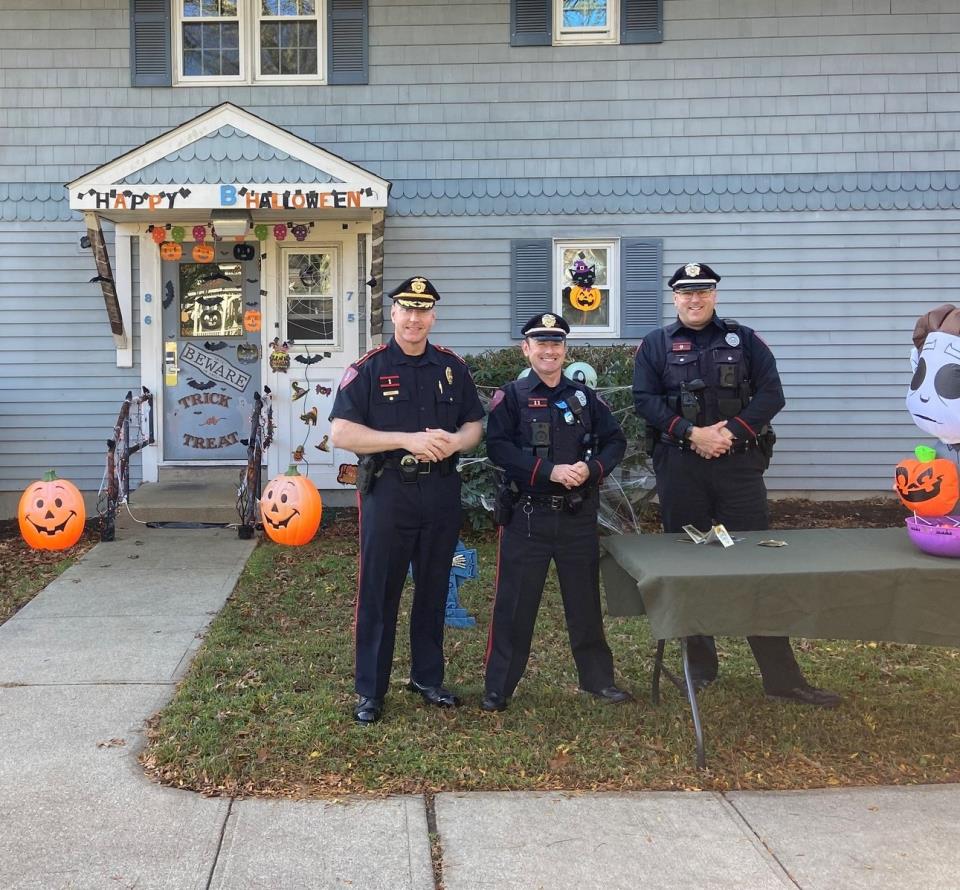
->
xmin=511 ymin=0 xmax=661 ymax=46
xmin=511 ymin=237 xmax=662 ymax=340
xmin=131 ymin=0 xmax=367 ymax=86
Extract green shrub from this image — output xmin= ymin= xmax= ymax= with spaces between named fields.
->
xmin=460 ymin=344 xmax=655 ymax=532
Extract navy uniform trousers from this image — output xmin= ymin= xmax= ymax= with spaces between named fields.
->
xmin=485 ymin=498 xmax=615 ymax=699
xmin=355 ymin=466 xmax=461 ymax=699
xmin=653 ymin=444 xmax=805 ymax=692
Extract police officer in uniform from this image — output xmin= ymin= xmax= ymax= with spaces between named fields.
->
xmin=632 ymin=263 xmax=841 ymax=707
xmin=330 ymin=276 xmax=484 ymax=724
xmin=482 ymin=313 xmax=633 ymax=712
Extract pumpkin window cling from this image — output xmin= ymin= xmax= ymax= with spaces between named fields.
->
xmin=563 ymin=254 xmax=602 ymax=312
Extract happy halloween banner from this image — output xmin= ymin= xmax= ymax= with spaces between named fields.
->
xmin=70 ymin=183 xmax=387 ymax=212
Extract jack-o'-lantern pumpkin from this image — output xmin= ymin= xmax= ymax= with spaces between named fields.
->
xmin=568 ymin=285 xmax=602 ymax=312
xmin=243 ymin=309 xmax=262 ymax=332
xmin=233 ymin=243 xmax=255 ymax=262
xmin=18 ymin=470 xmax=86 ymax=551
xmin=192 ymin=242 xmax=215 ymax=263
xmin=199 ymin=306 xmax=222 ymax=330
xmin=259 ymin=465 xmax=322 ymax=545
xmin=894 ymin=445 xmax=960 ymax=516
xmin=160 ymin=241 xmax=182 ymax=261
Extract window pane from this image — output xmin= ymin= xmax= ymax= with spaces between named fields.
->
xmin=299 ymin=46 xmax=317 ymax=75
xmin=183 ymin=0 xmax=201 ymax=17
xmin=286 ymin=253 xmax=334 ymax=341
xmin=280 ymin=21 xmax=297 ymax=45
xmin=179 ymin=262 xmax=244 ymax=338
xmin=561 ymin=247 xmax=609 ymax=287
xmin=261 ymin=47 xmax=280 ymax=73
xmin=260 ymin=21 xmax=278 ymax=46
xmin=222 ymin=48 xmax=240 ymax=74
xmin=222 ymin=22 xmax=239 ymax=47
xmin=183 ymin=49 xmax=202 ymax=75
xmin=563 ymin=0 xmax=607 ymax=28
xmin=220 ymin=0 xmax=237 ymax=14
xmin=183 ymin=22 xmax=202 ymax=48
xmin=200 ymin=0 xmax=220 ymax=16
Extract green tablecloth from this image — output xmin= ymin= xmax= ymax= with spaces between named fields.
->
xmin=600 ymin=528 xmax=960 ymax=647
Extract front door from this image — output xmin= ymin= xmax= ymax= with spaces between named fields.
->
xmin=161 ymin=241 xmax=262 ymax=461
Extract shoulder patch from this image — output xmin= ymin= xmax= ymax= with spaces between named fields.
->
xmin=434 ymin=344 xmax=467 ymax=365
xmin=355 ymin=344 xmax=387 ymax=366
xmin=489 ymin=389 xmax=506 ymax=412
xmin=338 ymin=365 xmax=359 ymax=389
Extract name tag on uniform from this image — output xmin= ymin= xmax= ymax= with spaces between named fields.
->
xmin=672 ymin=341 xmax=693 ymax=352
xmin=528 ymin=397 xmax=548 ymax=409
xmin=379 ymin=374 xmax=400 ymax=399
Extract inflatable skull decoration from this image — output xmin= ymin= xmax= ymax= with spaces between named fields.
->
xmin=907 ymin=304 xmax=960 ymax=445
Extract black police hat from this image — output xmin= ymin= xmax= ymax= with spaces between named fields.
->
xmin=388 ymin=276 xmax=440 ymax=309
xmin=668 ymin=263 xmax=721 ymax=292
xmin=521 ymin=313 xmax=569 ymax=341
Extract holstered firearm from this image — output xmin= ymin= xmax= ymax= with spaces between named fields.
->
xmin=679 ymin=378 xmax=706 ymax=423
xmin=355 ymin=454 xmax=384 ymax=495
xmin=756 ymin=425 xmax=777 ymax=469
xmin=492 ymin=476 xmax=519 ymax=527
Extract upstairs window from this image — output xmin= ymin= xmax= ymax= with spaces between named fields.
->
xmin=176 ymin=0 xmax=323 ymax=84
xmin=555 ymin=0 xmax=616 ymax=45
xmin=511 ymin=0 xmax=661 ymax=47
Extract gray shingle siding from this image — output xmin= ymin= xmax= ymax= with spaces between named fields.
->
xmin=2 ymin=0 xmax=960 ymax=497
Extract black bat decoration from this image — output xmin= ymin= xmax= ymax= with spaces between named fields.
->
xmin=187 ymin=378 xmax=217 ymax=390
xmin=197 ymin=296 xmax=223 ymax=307
xmin=245 ymin=301 xmax=259 ymax=307
xmin=199 ymin=271 xmax=233 ymax=284
xmin=246 ymin=278 xmax=258 ymax=284
xmin=163 ymin=280 xmax=175 ymax=309
xmin=204 ymin=340 xmax=228 ymax=351
xmin=193 ymin=411 xmax=203 ymax=415
xmin=89 ymin=275 xmax=113 ymax=284
xmin=295 ymin=353 xmax=323 ymax=365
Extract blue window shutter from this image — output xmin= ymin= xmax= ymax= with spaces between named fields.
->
xmin=511 ymin=240 xmax=553 ymax=339
xmin=328 ymin=0 xmax=368 ymax=85
xmin=620 ymin=238 xmax=662 ymax=338
xmin=130 ymin=0 xmax=171 ymax=87
xmin=512 ymin=0 xmax=551 ymax=46
xmin=621 ymin=0 xmax=663 ymax=44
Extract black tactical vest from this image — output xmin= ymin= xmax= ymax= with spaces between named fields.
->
xmin=515 ymin=375 xmax=593 ymax=464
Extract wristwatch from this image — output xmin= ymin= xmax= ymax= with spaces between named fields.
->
xmin=682 ymin=425 xmax=694 ymax=442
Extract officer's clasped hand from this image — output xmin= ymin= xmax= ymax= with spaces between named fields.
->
xmin=408 ymin=428 xmax=458 ymax=462
xmin=550 ymin=461 xmax=590 ymax=489
xmin=689 ymin=422 xmax=735 ymax=460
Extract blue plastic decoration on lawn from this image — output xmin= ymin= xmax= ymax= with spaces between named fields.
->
xmin=409 ymin=540 xmax=478 ymax=628
xmin=565 ymin=361 xmax=597 ymax=388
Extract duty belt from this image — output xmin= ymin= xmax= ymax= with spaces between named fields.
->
xmin=661 ymin=434 xmax=757 ymax=454
xmin=520 ymin=493 xmax=567 ymax=510
xmin=381 ymin=454 xmax=456 ymax=474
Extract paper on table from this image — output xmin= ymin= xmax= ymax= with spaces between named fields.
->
xmin=682 ymin=524 xmax=736 ymax=548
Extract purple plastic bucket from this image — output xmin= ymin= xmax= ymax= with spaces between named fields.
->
xmin=905 ymin=516 xmax=960 ymax=558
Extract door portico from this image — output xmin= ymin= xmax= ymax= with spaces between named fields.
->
xmin=68 ymin=103 xmax=390 ymax=492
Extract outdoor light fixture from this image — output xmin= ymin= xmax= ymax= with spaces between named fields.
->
xmin=210 ymin=210 xmax=252 ymax=239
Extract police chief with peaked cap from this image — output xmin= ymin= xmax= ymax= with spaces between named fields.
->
xmin=632 ymin=263 xmax=841 ymax=708
xmin=329 ymin=275 xmax=485 ymax=724
xmin=482 ymin=312 xmax=632 ymax=712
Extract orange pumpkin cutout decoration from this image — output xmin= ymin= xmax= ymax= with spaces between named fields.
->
xmin=569 ymin=285 xmax=602 ymax=312
xmin=192 ymin=242 xmax=215 ymax=263
xmin=260 ymin=465 xmax=322 ymax=545
xmin=18 ymin=470 xmax=86 ymax=551
xmin=243 ymin=308 xmax=262 ymax=332
xmin=894 ymin=446 xmax=960 ymax=516
xmin=159 ymin=241 xmax=182 ymax=261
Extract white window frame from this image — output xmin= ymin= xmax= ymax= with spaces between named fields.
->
xmin=553 ymin=0 xmax=618 ymax=45
xmin=173 ymin=0 xmax=326 ymax=87
xmin=281 ymin=244 xmax=341 ymax=348
xmin=554 ymin=239 xmax=619 ymax=338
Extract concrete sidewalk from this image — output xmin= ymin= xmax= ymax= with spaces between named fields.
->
xmin=1 ymin=527 xmax=958 ymax=889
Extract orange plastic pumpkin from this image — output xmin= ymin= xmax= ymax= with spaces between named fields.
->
xmin=159 ymin=241 xmax=182 ymax=261
xmin=192 ymin=242 xmax=215 ymax=263
xmin=259 ymin=465 xmax=322 ymax=545
xmin=18 ymin=470 xmax=86 ymax=551
xmin=894 ymin=446 xmax=960 ymax=516
xmin=569 ymin=285 xmax=602 ymax=312
xmin=243 ymin=309 xmax=262 ymax=332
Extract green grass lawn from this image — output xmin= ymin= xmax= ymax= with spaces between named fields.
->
xmin=142 ymin=518 xmax=960 ymax=796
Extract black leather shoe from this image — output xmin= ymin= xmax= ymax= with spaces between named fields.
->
xmin=353 ymin=695 xmax=384 ymax=724
xmin=582 ymin=685 xmax=634 ymax=704
xmin=766 ymin=684 xmax=842 ymax=709
xmin=480 ymin=692 xmax=509 ymax=712
xmin=686 ymin=676 xmax=715 ymax=694
xmin=407 ymin=680 xmax=461 ymax=708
